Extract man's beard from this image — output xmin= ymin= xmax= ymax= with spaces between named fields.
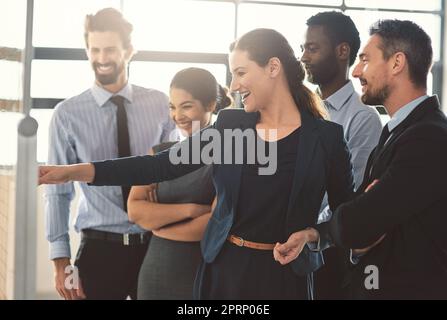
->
xmin=93 ymin=62 xmax=124 ymax=85
xmin=361 ymin=82 xmax=390 ymax=106
xmin=305 ymin=59 xmax=338 ymax=86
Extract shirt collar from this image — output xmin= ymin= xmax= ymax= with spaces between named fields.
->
xmin=325 ymin=81 xmax=355 ymax=111
xmin=387 ymin=95 xmax=429 ymax=132
xmin=90 ymin=82 xmax=133 ymax=108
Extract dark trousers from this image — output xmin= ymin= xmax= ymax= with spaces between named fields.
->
xmin=74 ymin=237 xmax=148 ymax=300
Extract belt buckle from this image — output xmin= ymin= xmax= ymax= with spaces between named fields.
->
xmin=123 ymin=233 xmax=130 ymax=246
xmin=235 ymin=236 xmax=245 ymax=247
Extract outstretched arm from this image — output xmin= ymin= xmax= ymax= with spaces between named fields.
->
xmin=39 ymin=124 xmax=214 ymax=186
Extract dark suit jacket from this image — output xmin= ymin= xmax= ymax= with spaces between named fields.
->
xmin=92 ymin=108 xmax=354 ymax=297
xmin=317 ymin=96 xmax=447 ymax=299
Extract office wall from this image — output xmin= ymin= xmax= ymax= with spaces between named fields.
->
xmin=0 ymin=169 xmax=15 ymax=299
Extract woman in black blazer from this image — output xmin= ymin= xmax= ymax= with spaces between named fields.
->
xmin=39 ymin=29 xmax=354 ymax=300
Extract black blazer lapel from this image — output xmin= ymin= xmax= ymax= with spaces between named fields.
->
xmin=286 ymin=111 xmax=319 ymax=227
xmin=372 ymin=96 xmax=440 ymax=165
xmin=228 ymin=111 xmax=260 ymax=214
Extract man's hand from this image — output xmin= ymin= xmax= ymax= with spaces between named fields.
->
xmin=365 ymin=179 xmax=379 ymax=192
xmin=273 ymin=228 xmax=319 ymax=265
xmin=53 ymin=258 xmax=86 ymax=300
xmin=352 ymin=234 xmax=386 ymax=255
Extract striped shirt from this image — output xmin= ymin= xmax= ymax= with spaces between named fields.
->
xmin=45 ymin=83 xmax=177 ymax=260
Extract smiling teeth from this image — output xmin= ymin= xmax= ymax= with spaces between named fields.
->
xmin=241 ymin=92 xmax=250 ymax=100
xmin=98 ymin=65 xmax=112 ymax=71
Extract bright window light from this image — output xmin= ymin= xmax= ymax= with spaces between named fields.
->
xmin=0 ymin=60 xmax=23 ymax=100
xmin=129 ymin=61 xmax=227 ymax=95
xmin=30 ymin=108 xmax=54 ymax=164
xmin=0 ymin=0 xmax=26 ymax=48
xmin=347 ymin=10 xmax=441 ymax=61
xmin=237 ymin=3 xmax=335 ymax=56
xmin=254 ymin=0 xmax=342 ymax=5
xmin=124 ymin=0 xmax=235 ymax=53
xmin=31 ymin=60 xmax=93 ymax=98
xmin=346 ymin=0 xmax=441 ymax=11
xmin=33 ymin=0 xmax=120 ymax=48
xmin=0 ymin=112 xmax=22 ymax=166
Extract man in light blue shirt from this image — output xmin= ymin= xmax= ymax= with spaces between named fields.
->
xmin=301 ymin=11 xmax=382 ymax=299
xmin=45 ymin=8 xmax=176 ymax=300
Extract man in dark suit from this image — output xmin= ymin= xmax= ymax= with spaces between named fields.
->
xmin=323 ymin=19 xmax=447 ymax=299
xmin=275 ymin=19 xmax=447 ymax=299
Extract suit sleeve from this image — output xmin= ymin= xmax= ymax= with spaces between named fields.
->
xmin=327 ymin=126 xmax=356 ymax=214
xmin=328 ymin=126 xmax=447 ymax=249
xmin=91 ymin=123 xmax=214 ymax=186
xmin=90 ymin=109 xmax=252 ymax=187
xmin=317 ymin=110 xmax=380 ymax=224
xmin=314 ymin=125 xmax=355 ymax=249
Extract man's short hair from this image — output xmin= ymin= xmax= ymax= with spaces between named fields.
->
xmin=306 ymin=11 xmax=360 ymax=66
xmin=84 ymin=8 xmax=133 ymax=49
xmin=370 ymin=19 xmax=432 ymax=89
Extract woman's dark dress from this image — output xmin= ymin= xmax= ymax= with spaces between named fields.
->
xmin=202 ymin=128 xmax=308 ymax=299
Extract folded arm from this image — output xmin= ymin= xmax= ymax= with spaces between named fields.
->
xmin=153 ymin=197 xmax=217 ymax=242
xmin=153 ymin=213 xmax=212 ymax=242
xmin=127 ymin=184 xmax=211 ymax=230
xmin=329 ymin=129 xmax=447 ymax=249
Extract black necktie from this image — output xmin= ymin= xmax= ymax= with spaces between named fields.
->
xmin=369 ymin=124 xmax=391 ymax=177
xmin=110 ymin=95 xmax=131 ymax=212
xmin=376 ymin=124 xmax=391 ymax=153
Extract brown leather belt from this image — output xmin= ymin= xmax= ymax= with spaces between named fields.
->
xmin=227 ymin=235 xmax=275 ymax=250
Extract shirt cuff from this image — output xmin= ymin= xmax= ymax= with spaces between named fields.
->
xmin=349 ymin=249 xmax=365 ymax=265
xmin=318 ymin=205 xmax=332 ymax=224
xmin=306 ymin=231 xmax=321 ymax=252
xmin=49 ymin=240 xmax=71 ymax=260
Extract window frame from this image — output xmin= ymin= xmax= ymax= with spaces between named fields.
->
xmin=30 ymin=0 xmax=445 ymax=108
